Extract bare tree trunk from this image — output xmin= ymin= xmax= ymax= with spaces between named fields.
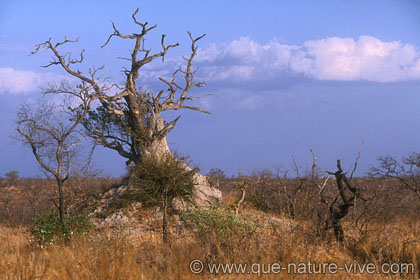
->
xmin=57 ymin=179 xmax=65 ymax=223
xmin=139 ymin=118 xmax=172 ymax=162
xmin=162 ymin=186 xmax=169 ymax=245
xmin=283 ymin=185 xmax=296 ymax=219
xmin=332 ymin=221 xmax=344 ymax=243
xmin=235 ymin=185 xmax=247 ymax=215
xmin=3 ymin=189 xmax=11 ymax=223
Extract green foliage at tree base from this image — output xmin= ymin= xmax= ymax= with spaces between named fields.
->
xmin=30 ymin=210 xmax=95 ymax=247
xmin=181 ymin=208 xmax=261 ymax=242
xmin=127 ymin=153 xmax=198 ymax=208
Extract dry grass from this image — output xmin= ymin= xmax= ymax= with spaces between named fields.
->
xmin=0 ymin=212 xmax=419 ymax=279
xmin=1 ymin=176 xmax=419 ymax=279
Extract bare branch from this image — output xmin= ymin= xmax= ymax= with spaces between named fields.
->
xmin=349 ymin=140 xmax=364 ymax=180
xmin=179 ymin=105 xmax=210 ymax=114
xmin=16 ymin=128 xmax=56 ymax=175
xmin=310 ymin=149 xmax=330 ymax=193
xmin=101 ymin=21 xmax=136 ymax=48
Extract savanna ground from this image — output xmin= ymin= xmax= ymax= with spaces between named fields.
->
xmin=0 ymin=172 xmax=419 ymax=279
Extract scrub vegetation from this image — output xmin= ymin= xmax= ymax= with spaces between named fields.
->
xmin=1 ymin=161 xmax=420 ymax=279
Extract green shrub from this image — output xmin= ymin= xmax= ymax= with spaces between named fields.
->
xmin=30 ymin=210 xmax=95 ymax=247
xmin=181 ymin=208 xmax=260 ymax=242
xmin=127 ymin=153 xmax=198 ymax=243
xmin=128 ymin=153 xmax=197 ymax=207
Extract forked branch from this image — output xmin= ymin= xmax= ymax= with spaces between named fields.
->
xmin=349 ymin=140 xmax=364 ymax=180
xmin=310 ymin=149 xmax=330 ymax=193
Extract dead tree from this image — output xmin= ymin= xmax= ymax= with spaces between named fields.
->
xmin=278 ymin=161 xmax=307 ymax=219
xmin=232 ymin=171 xmax=264 ymax=215
xmin=32 ymin=9 xmax=209 ymax=166
xmin=15 ymin=90 xmax=94 ymax=223
xmin=233 ymin=179 xmax=249 ymax=215
xmin=370 ymin=153 xmax=420 ymax=203
xmin=5 ymin=171 xmax=19 ymax=186
xmin=310 ymin=147 xmax=366 ymax=243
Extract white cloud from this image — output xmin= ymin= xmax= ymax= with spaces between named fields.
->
xmin=0 ymin=68 xmax=66 ymax=95
xmin=4 ymin=35 xmax=419 ymax=96
xmin=236 ymin=94 xmax=264 ymax=110
xmin=195 ymin=36 xmax=420 ymax=83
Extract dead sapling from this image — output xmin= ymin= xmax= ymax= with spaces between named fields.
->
xmin=232 ymin=172 xmax=262 ymax=215
xmin=310 ymin=145 xmax=367 ymax=243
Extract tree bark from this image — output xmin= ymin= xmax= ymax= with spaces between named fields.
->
xmin=137 ymin=118 xmax=172 ymax=163
xmin=57 ymin=179 xmax=65 ymax=223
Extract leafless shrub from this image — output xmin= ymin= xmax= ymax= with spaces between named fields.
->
xmin=370 ymin=152 xmax=420 ymax=203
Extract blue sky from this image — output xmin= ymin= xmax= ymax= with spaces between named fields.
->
xmin=1 ymin=0 xmax=420 ymax=177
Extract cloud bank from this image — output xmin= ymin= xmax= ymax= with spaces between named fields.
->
xmin=3 ymin=36 xmax=420 ymax=96
xmin=0 ymin=68 xmax=67 ymax=95
xmin=195 ymin=36 xmax=420 ymax=83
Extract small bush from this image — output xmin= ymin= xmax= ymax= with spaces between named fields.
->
xmin=207 ymin=168 xmax=226 ymax=188
xmin=128 ymin=153 xmax=199 ymax=243
xmin=5 ymin=170 xmax=19 ymax=186
xmin=128 ymin=153 xmax=197 ymax=207
xmin=30 ymin=210 xmax=94 ymax=247
xmin=182 ymin=208 xmax=260 ymax=242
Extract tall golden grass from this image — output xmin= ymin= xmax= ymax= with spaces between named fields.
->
xmin=1 ymin=210 xmax=418 ymax=279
